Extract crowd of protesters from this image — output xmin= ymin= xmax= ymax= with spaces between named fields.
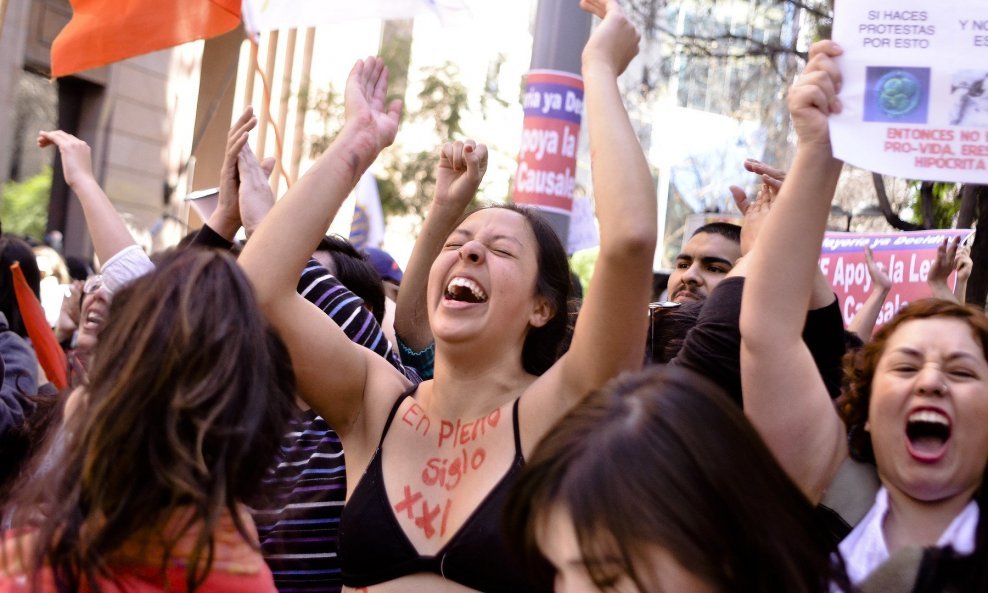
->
xmin=0 ymin=1 xmax=985 ymax=592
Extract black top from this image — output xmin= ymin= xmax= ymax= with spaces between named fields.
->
xmin=340 ymin=391 xmax=551 ymax=593
xmin=671 ymin=277 xmax=848 ymax=405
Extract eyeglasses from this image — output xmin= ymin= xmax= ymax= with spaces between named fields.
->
xmin=83 ymin=274 xmax=104 ymax=295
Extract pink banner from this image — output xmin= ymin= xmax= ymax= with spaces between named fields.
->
xmin=513 ymin=70 xmax=583 ymax=214
xmin=819 ymin=229 xmax=973 ymax=327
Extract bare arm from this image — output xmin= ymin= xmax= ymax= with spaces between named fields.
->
xmin=37 ymin=131 xmax=135 ymax=264
xmin=739 ymin=41 xmax=848 ymax=503
xmin=848 ymin=246 xmax=892 ymax=341
xmin=238 ymin=58 xmax=407 ymax=436
xmin=395 ymin=140 xmax=487 ymax=350
xmin=535 ymin=0 xmax=656 ymax=409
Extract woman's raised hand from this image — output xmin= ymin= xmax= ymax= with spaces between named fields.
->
xmin=435 ymin=139 xmax=488 ymax=210
xmin=343 ymin=57 xmax=403 ymax=163
xmin=37 ymin=130 xmax=96 ymax=189
xmin=580 ymin=0 xmax=640 ymax=77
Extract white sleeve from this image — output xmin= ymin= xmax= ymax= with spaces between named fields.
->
xmin=100 ymin=245 xmax=155 ymax=297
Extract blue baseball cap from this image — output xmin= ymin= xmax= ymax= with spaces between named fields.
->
xmin=365 ymin=247 xmax=403 ymax=284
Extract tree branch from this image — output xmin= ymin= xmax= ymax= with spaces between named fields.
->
xmin=958 ymin=184 xmax=978 ymax=228
xmin=920 ymin=181 xmax=936 ymax=228
xmin=872 ymin=173 xmax=923 ymax=231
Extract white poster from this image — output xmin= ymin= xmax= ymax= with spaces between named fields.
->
xmin=830 ymin=1 xmax=988 ymax=183
xmin=242 ymin=0 xmax=468 ymax=37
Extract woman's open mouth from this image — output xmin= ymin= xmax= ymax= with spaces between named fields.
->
xmin=444 ymin=277 xmax=488 ymax=304
xmin=904 ymin=408 xmax=951 ymax=462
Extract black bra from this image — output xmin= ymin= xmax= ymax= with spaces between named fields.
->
xmin=339 ymin=390 xmax=551 ymax=593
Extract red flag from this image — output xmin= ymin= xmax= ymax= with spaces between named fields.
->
xmin=51 ymin=0 xmax=241 ymax=78
xmin=10 ymin=262 xmax=68 ymax=391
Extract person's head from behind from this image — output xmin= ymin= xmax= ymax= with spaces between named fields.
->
xmin=506 ymin=365 xmax=849 ymax=593
xmin=427 ymin=203 xmax=570 ymax=375
xmin=667 ymin=223 xmax=741 ymax=304
xmin=841 ymin=298 xmax=988 ymax=507
xmin=11 ymin=249 xmax=297 ymax=591
xmin=0 ymin=236 xmax=41 ymax=338
xmin=314 ymin=235 xmax=386 ymax=324
xmin=647 ymin=300 xmax=702 ymax=364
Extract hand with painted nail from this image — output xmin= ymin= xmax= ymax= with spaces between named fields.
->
xmin=730 ymin=158 xmax=785 ymax=217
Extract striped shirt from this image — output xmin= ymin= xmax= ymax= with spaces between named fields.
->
xmin=251 ymin=260 xmax=419 ymax=593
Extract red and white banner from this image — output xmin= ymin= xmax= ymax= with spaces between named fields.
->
xmin=513 ymin=70 xmax=583 ymax=215
xmin=819 ymin=229 xmax=974 ymax=327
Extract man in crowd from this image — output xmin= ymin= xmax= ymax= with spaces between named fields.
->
xmin=666 ymin=222 xmax=742 ymax=304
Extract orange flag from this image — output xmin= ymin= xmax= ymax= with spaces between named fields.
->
xmin=51 ymin=0 xmax=241 ymax=78
xmin=10 ymin=262 xmax=68 ymax=391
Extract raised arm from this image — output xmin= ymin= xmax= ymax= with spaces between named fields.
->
xmin=848 ymin=246 xmax=892 ymax=341
xmin=238 ymin=58 xmax=407 ymax=435
xmin=926 ymin=237 xmax=960 ymax=302
xmin=739 ymin=41 xmax=847 ymax=502
xmin=395 ymin=139 xmax=487 ymax=351
xmin=547 ymin=0 xmax=656 ymax=399
xmin=37 ymin=131 xmax=135 ymax=264
xmin=953 ymin=244 xmax=972 ymax=304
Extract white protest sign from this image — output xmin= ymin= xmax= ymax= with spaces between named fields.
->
xmin=830 ymin=1 xmax=988 ymax=183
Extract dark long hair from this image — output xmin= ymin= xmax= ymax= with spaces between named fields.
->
xmin=316 ymin=234 xmax=386 ymax=324
xmin=838 ymin=298 xmax=988 ymax=592
xmin=488 ymin=204 xmax=571 ymax=375
xmin=0 ymin=236 xmax=42 ymax=338
xmin=506 ymin=365 xmax=852 ymax=593
xmin=5 ymin=249 xmax=297 ymax=592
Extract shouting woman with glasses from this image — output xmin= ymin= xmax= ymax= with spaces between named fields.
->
xmin=37 ymin=132 xmax=156 ymax=386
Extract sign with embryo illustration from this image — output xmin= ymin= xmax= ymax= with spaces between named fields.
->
xmin=830 ymin=1 xmax=988 ymax=183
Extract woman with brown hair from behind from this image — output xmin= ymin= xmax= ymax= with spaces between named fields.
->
xmin=0 ymin=248 xmax=297 ymax=593
xmin=505 ymin=365 xmax=853 ymax=593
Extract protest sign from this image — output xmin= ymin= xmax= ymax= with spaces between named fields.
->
xmin=513 ymin=70 xmax=583 ymax=215
xmin=830 ymin=1 xmax=988 ymax=183
xmin=819 ymin=229 xmax=973 ymax=327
